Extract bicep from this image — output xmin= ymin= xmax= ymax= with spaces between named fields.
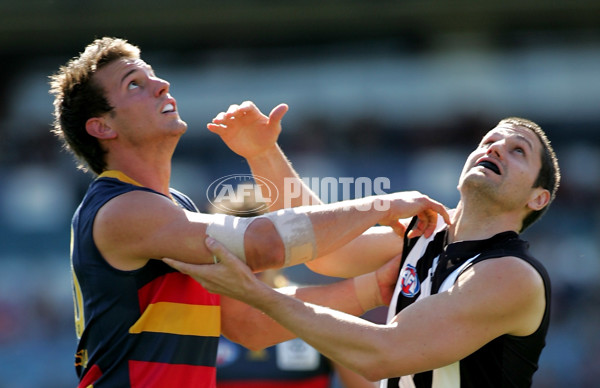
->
xmin=385 ymin=293 xmax=500 ymax=373
xmin=307 ymin=225 xmax=404 ymax=278
xmin=382 ymin=258 xmax=544 ymax=374
xmin=93 ymin=191 xmax=214 ymax=268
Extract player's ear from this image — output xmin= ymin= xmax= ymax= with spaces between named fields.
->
xmin=527 ymin=187 xmax=550 ymax=211
xmin=86 ymin=117 xmax=117 ymax=139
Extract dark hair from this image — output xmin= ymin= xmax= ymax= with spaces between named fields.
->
xmin=49 ymin=37 xmax=141 ymax=175
xmin=498 ymin=117 xmax=561 ymax=231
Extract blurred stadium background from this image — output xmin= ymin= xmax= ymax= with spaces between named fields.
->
xmin=0 ymin=1 xmax=599 ymax=386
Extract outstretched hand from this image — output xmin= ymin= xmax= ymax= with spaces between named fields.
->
xmin=378 ymin=191 xmax=451 ymax=239
xmin=207 ymin=101 xmax=288 ymax=160
xmin=163 ymin=237 xmax=265 ymax=303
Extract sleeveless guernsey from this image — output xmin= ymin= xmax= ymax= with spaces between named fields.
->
xmin=383 ymin=217 xmax=551 ymax=388
xmin=71 ymin=171 xmax=220 ymax=388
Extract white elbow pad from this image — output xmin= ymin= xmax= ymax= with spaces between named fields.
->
xmin=260 ymin=208 xmax=316 ymax=267
xmin=206 ymin=214 xmax=254 ymax=262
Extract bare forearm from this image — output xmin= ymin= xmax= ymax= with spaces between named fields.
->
xmin=246 ymin=145 xmax=322 ymax=210
xmin=222 ymin=260 xmax=386 ymax=371
xmin=165 ymin=236 xmax=405 ymax=380
xmin=334 ymin=363 xmax=378 ymax=388
xmin=307 ymin=226 xmax=403 ymax=278
xmin=223 ymin=277 xmax=365 ymax=350
xmin=243 ymin=192 xmax=448 ymax=272
xmin=245 ymin=196 xmax=387 ymax=270
xmin=248 ymin=282 xmax=389 ymax=380
xmin=304 ymin=197 xmax=388 ymax=257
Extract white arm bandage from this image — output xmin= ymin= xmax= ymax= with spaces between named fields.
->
xmin=260 ymin=208 xmax=316 ymax=267
xmin=205 ymin=208 xmax=316 ymax=267
xmin=206 ymin=214 xmax=254 ymax=263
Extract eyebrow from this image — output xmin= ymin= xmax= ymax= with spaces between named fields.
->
xmin=515 ymin=134 xmax=534 ymax=151
xmin=119 ymin=62 xmax=154 ymax=87
xmin=483 ymin=130 xmax=535 ymax=152
xmin=120 ymin=68 xmax=138 ymax=86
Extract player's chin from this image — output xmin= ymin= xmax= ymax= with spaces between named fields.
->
xmin=168 ymin=119 xmax=188 ymax=134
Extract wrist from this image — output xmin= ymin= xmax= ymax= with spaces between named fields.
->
xmin=246 ymin=144 xmax=282 ymax=166
xmin=367 ymin=196 xmax=391 ymax=226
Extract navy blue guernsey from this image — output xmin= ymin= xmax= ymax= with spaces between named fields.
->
xmin=383 ymin=217 xmax=551 ymax=388
xmin=71 ymin=171 xmax=220 ymax=388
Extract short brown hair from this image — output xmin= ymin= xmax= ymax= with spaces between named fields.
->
xmin=498 ymin=117 xmax=561 ymax=231
xmin=49 ymin=37 xmax=140 ymax=175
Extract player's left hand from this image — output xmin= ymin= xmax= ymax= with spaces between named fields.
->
xmin=377 ymin=191 xmax=451 ymax=239
xmin=207 ymin=101 xmax=288 ymax=160
xmin=163 ymin=237 xmax=264 ymax=302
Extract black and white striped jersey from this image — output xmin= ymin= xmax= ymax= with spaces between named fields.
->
xmin=382 ymin=216 xmax=551 ymax=388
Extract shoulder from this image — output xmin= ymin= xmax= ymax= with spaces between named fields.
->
xmin=460 ymin=256 xmax=544 ymax=293
xmin=455 ymin=256 xmax=546 ymax=336
xmin=93 ymin=189 xmax=193 ymax=268
xmin=96 ymin=189 xmax=178 ymax=224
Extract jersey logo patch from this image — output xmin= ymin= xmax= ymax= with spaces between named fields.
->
xmin=400 ymin=264 xmax=420 ymax=297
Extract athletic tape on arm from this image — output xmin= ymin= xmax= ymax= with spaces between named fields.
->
xmin=260 ymin=208 xmax=316 ymax=267
xmin=206 ymin=214 xmax=253 ymax=262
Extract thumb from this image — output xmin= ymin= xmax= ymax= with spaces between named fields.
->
xmin=268 ymin=103 xmax=288 ymax=125
xmin=205 ymin=236 xmax=236 ymax=264
xmin=388 ymin=219 xmax=407 ymax=237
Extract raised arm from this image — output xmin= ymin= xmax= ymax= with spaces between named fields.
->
xmin=207 ymin=101 xmax=321 ymax=210
xmin=207 ymin=101 xmax=413 ymax=277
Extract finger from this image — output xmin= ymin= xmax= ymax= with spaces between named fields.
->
xmin=226 ymin=104 xmax=239 ymax=114
xmin=408 ymin=212 xmax=442 ymax=239
xmin=426 ymin=199 xmax=451 ymax=226
xmin=406 ymin=221 xmax=424 ymax=239
xmin=268 ymin=103 xmax=288 ymax=124
xmin=421 ymin=210 xmax=438 ymax=238
xmin=433 ymin=203 xmax=452 ymax=226
xmin=442 ymin=209 xmax=452 ymax=225
xmin=206 ymin=122 xmax=226 ymax=134
xmin=240 ymin=100 xmax=256 ymax=112
xmin=389 ymin=219 xmax=406 ymax=237
xmin=234 ymin=101 xmax=260 ymax=119
xmin=212 ymin=112 xmax=227 ymax=124
xmin=205 ymin=236 xmax=237 ymax=264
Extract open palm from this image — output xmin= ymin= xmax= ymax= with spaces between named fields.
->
xmin=207 ymin=101 xmax=288 ymax=160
